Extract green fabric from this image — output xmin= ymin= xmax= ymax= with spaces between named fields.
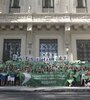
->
xmin=0 ymin=64 xmax=3 ymax=68
xmin=67 ymin=69 xmax=74 ymax=75
xmin=21 ymin=72 xmax=68 ymax=86
xmin=80 ymin=70 xmax=87 ymax=75
xmin=67 ymin=78 xmax=74 ymax=84
xmin=3 ymin=60 xmax=90 ymax=86
xmin=8 ymin=71 xmax=15 ymax=77
xmin=75 ymin=72 xmax=81 ymax=82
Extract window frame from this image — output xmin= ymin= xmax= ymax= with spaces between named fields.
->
xmin=9 ymin=0 xmax=20 ymax=8
xmin=39 ymin=39 xmax=58 ymax=59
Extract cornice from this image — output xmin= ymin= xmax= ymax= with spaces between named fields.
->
xmin=0 ymin=13 xmax=90 ymax=24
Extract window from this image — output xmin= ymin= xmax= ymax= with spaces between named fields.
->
xmin=42 ymin=0 xmax=54 ymax=8
xmin=76 ymin=40 xmax=90 ymax=61
xmin=10 ymin=0 xmax=20 ymax=8
xmin=39 ymin=39 xmax=58 ymax=60
xmin=9 ymin=0 xmax=20 ymax=13
xmin=3 ymin=39 xmax=21 ymax=62
xmin=77 ymin=0 xmax=87 ymax=8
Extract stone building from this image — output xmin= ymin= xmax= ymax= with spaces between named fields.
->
xmin=0 ymin=0 xmax=90 ymax=62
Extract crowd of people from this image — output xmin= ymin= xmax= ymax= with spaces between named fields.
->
xmin=0 ymin=64 xmax=21 ymax=86
xmin=0 ymin=61 xmax=90 ymax=87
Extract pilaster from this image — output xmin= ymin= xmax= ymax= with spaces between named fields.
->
xmin=26 ymin=24 xmax=33 ymax=56
xmin=64 ymin=24 xmax=71 ymax=61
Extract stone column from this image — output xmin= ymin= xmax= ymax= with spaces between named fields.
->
xmin=27 ymin=0 xmax=32 ymax=13
xmin=64 ymin=24 xmax=71 ymax=61
xmin=26 ymin=24 xmax=33 ymax=56
xmin=0 ymin=0 xmax=3 ymax=13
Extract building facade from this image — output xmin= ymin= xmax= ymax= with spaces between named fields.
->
xmin=0 ymin=0 xmax=90 ymax=62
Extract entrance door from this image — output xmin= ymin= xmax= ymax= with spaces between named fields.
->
xmin=3 ymin=39 xmax=21 ymax=62
xmin=39 ymin=39 xmax=58 ymax=60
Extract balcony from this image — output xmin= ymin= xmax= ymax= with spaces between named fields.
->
xmin=42 ymin=8 xmax=54 ymax=13
xmin=9 ymin=7 xmax=20 ymax=13
xmin=0 ymin=13 xmax=90 ymax=24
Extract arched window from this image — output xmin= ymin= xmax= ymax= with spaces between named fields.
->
xmin=42 ymin=0 xmax=54 ymax=8
xmin=77 ymin=0 xmax=87 ymax=8
xmin=10 ymin=0 xmax=20 ymax=8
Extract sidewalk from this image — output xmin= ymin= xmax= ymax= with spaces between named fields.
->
xmin=0 ymin=86 xmax=90 ymax=92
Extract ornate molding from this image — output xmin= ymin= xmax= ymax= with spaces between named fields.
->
xmin=0 ymin=13 xmax=90 ymax=24
xmin=32 ymin=14 xmax=70 ymax=23
xmin=65 ymin=24 xmax=70 ymax=31
xmin=37 ymin=25 xmax=42 ymax=30
xmin=82 ymin=25 xmax=88 ymax=30
xmin=19 ymin=25 xmax=23 ymax=30
xmin=55 ymin=25 xmax=60 ymax=30
xmin=1 ymin=25 xmax=5 ymax=30
xmin=70 ymin=14 xmax=90 ymax=23
xmin=10 ymin=25 xmax=14 ymax=30
xmin=0 ymin=14 xmax=32 ymax=23
xmin=73 ymin=25 xmax=79 ymax=30
xmin=0 ymin=24 xmax=26 ymax=30
xmin=27 ymin=24 xmax=32 ymax=31
xmin=46 ymin=24 xmax=51 ymax=30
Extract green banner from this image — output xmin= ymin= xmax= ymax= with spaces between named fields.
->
xmin=21 ymin=72 xmax=69 ymax=86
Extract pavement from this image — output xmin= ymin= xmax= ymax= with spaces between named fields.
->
xmin=0 ymin=87 xmax=90 ymax=100
xmin=0 ymin=86 xmax=90 ymax=92
xmin=1 ymin=91 xmax=90 ymax=100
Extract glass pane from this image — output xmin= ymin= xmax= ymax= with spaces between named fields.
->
xmin=11 ymin=0 xmax=14 ymax=7
xmin=77 ymin=0 xmax=86 ymax=7
xmin=42 ymin=0 xmax=45 ymax=7
xmin=83 ymin=0 xmax=86 ymax=7
xmin=42 ymin=0 xmax=54 ymax=8
xmin=50 ymin=0 xmax=54 ymax=7
xmin=13 ymin=0 xmax=19 ymax=7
